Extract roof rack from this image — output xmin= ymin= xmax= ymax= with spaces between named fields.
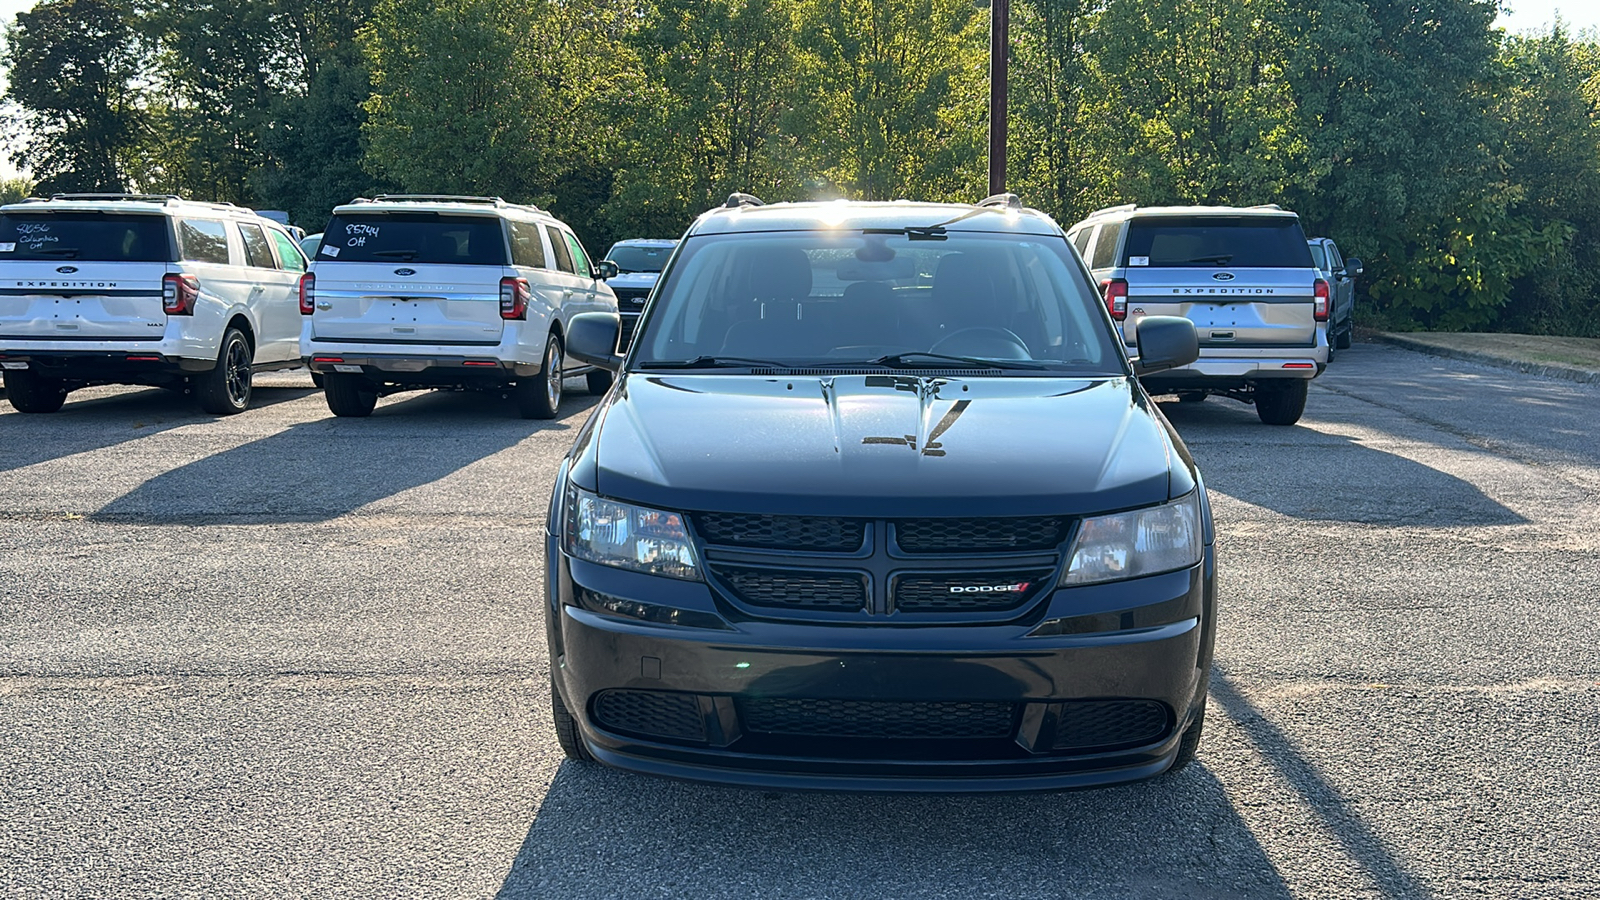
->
xmin=978 ymin=192 xmax=1023 ymax=211
xmin=1249 ymin=203 xmax=1283 ymax=210
xmin=1087 ymin=203 xmax=1137 ymax=218
xmin=725 ymin=192 xmax=764 ymax=209
xmin=367 ymin=194 xmax=512 ymax=208
xmin=48 ymin=193 xmax=184 ymax=204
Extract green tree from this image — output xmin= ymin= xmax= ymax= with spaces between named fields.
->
xmin=791 ymin=0 xmax=987 ymax=201
xmin=1 ymin=0 xmax=149 ymax=192
xmin=608 ymin=0 xmax=804 ymax=236
xmin=0 ymin=177 xmax=37 ymax=204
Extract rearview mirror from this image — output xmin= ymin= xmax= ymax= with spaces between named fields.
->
xmin=1132 ymin=316 xmax=1199 ymax=376
xmin=566 ymin=312 xmax=624 ymax=371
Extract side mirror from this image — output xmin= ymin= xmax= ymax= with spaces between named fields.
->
xmin=1132 ymin=315 xmax=1199 ymax=376
xmin=566 ymin=312 xmax=624 ymax=371
xmin=594 ymin=259 xmax=619 ymax=280
xmin=1344 ymin=257 xmax=1363 ymax=277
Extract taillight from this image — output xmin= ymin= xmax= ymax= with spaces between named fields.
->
xmin=1101 ymin=278 xmax=1128 ymax=321
xmin=162 ymin=274 xmax=199 ymax=315
xmin=500 ymin=276 xmax=530 ymax=320
xmin=298 ymin=272 xmax=315 ymax=315
xmin=1313 ymin=278 xmax=1330 ymax=322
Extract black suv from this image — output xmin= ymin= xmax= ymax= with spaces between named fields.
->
xmin=545 ymin=194 xmax=1216 ymax=791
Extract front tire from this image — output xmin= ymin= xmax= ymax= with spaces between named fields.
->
xmin=1255 ymin=379 xmax=1309 ymax=426
xmin=585 ymin=368 xmax=614 ymax=395
xmin=324 ymin=372 xmax=378 ymax=417
xmin=551 ymin=672 xmax=593 ymax=762
xmin=3 ymin=369 xmax=67 ymax=413
xmin=196 ymin=327 xmax=253 ymax=415
xmin=516 ymin=332 xmax=563 ymax=419
xmin=1166 ymin=702 xmax=1206 ymax=774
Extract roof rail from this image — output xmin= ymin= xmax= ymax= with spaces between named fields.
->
xmin=368 ymin=194 xmax=513 ymax=208
xmin=978 ymin=192 xmax=1023 ymax=210
xmin=725 ymin=192 xmax=764 ymax=209
xmin=1087 ymin=203 xmax=1137 ymax=218
xmin=48 ymin=193 xmax=184 ymax=204
xmin=1249 ymin=203 xmax=1283 ymax=210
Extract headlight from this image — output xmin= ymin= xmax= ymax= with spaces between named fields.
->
xmin=1059 ymin=491 xmax=1202 ymax=586
xmin=563 ymin=485 xmax=701 ymax=581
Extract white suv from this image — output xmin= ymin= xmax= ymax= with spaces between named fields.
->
xmin=0 ymin=193 xmax=310 ymax=414
xmin=300 ymin=195 xmax=619 ymax=418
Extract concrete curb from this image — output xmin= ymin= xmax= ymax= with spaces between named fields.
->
xmin=1368 ymin=333 xmax=1600 ymax=385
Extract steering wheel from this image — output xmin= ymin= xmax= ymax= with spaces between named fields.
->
xmin=930 ymin=327 xmax=1032 ymax=360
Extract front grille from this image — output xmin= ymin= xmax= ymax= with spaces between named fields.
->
xmin=739 ymin=698 xmax=1017 ymax=739
xmin=592 ymin=689 xmax=706 ymax=742
xmin=618 ymin=314 xmax=639 ymax=351
xmin=1051 ymin=700 xmax=1170 ymax=752
xmin=893 ymin=569 xmax=1055 ymax=613
xmin=612 ymin=287 xmax=650 ymax=307
xmin=710 ymin=565 xmax=868 ymax=612
xmin=695 ymin=513 xmax=865 ymax=552
xmin=895 ymin=517 xmax=1070 ymax=553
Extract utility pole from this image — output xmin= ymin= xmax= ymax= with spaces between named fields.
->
xmin=988 ymin=0 xmax=1010 ymax=196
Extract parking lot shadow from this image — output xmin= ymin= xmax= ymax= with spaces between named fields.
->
xmin=496 ymin=761 xmax=1292 ymax=900
xmin=90 ymin=391 xmax=591 ymax=524
xmin=1156 ymin=400 xmax=1526 ymax=527
xmin=0 ymin=386 xmax=317 ymax=474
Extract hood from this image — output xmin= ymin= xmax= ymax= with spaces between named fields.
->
xmin=584 ymin=374 xmax=1184 ymax=517
xmin=605 ymin=272 xmax=660 ymax=290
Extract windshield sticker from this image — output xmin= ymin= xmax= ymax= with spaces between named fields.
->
xmin=1129 ymin=256 xmax=1150 ymax=266
xmin=320 ymin=245 xmax=340 ymax=257
xmin=0 ymin=243 xmax=14 ymax=253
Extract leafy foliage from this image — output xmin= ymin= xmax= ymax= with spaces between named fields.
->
xmin=2 ymin=0 xmax=1599 ymax=332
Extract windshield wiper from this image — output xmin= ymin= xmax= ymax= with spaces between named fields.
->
xmin=869 ymin=352 xmax=1048 ymax=369
xmin=638 ymin=355 xmax=792 ymax=369
xmin=373 ymin=249 xmax=419 ymax=260
xmin=1186 ymin=254 xmax=1234 ymax=265
xmin=33 ymin=248 xmax=81 ymax=258
xmin=862 ymin=226 xmax=947 ymax=241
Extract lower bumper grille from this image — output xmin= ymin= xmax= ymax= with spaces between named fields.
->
xmin=592 ymin=689 xmax=707 ymax=742
xmin=1051 ymin=700 xmax=1171 ymax=751
xmin=739 ymin=698 xmax=1018 ymax=739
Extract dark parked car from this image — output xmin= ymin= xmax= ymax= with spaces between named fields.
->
xmin=545 ymin=193 xmax=1215 ymax=791
xmin=1307 ymin=237 xmax=1362 ymax=358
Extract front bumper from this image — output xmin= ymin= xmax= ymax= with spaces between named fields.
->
xmin=548 ymin=547 xmax=1215 ymax=792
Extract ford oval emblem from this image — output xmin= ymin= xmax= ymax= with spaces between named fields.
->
xmin=1212 ymin=272 xmax=1235 ymax=281
xmin=56 ymin=266 xmax=78 ymax=274
xmin=394 ymin=268 xmax=416 ymax=276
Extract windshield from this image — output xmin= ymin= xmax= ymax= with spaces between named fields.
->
xmin=316 ymin=213 xmax=508 ymax=265
xmin=0 ymin=212 xmax=171 ymax=262
xmin=631 ymin=231 xmax=1122 ymax=373
xmin=1123 ymin=216 xmax=1313 ymax=268
xmin=606 ymin=243 xmax=674 ymax=274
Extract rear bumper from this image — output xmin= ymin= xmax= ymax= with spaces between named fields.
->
xmin=304 ymin=352 xmax=593 ymax=386
xmin=549 ymin=547 xmax=1216 ymax=792
xmin=1141 ymin=353 xmax=1325 ymax=390
xmin=0 ymin=348 xmax=212 ymax=383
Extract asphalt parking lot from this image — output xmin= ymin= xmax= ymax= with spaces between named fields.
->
xmin=2 ymin=341 xmax=1597 ymax=899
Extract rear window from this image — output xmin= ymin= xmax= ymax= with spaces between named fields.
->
xmin=317 ymin=213 xmax=508 ymax=265
xmin=606 ymin=244 xmax=674 ymax=274
xmin=178 ymin=219 xmax=231 ymax=265
xmin=0 ymin=212 xmax=170 ymax=262
xmin=1123 ymin=216 xmax=1313 ymax=268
